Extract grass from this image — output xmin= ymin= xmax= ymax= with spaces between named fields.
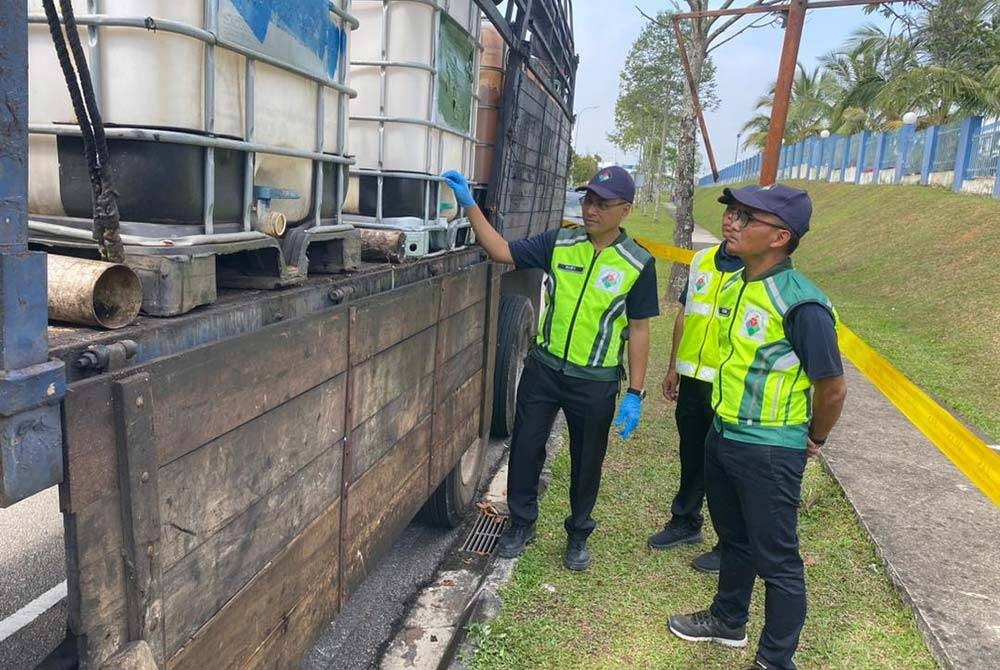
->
xmin=469 ymin=206 xmax=939 ymax=670
xmin=693 ymin=181 xmax=1000 ymax=440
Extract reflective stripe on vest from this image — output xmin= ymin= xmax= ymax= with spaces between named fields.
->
xmin=674 ymin=245 xmax=734 ymax=383
xmin=712 ymin=266 xmax=837 ymax=448
xmin=537 ymin=227 xmax=651 ymax=377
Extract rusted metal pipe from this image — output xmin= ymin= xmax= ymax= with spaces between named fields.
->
xmin=672 ymin=0 xmax=909 ymax=20
xmin=672 ymin=16 xmax=720 ymax=182
xmin=47 ymin=254 xmax=142 ymax=329
xmin=760 ymin=0 xmax=807 ymax=185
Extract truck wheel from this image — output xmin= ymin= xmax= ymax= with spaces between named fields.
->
xmin=491 ymin=295 xmax=534 ymax=438
xmin=419 ymin=436 xmax=486 ymax=528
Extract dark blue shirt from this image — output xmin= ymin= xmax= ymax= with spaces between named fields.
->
xmin=509 ymin=228 xmax=660 ymax=320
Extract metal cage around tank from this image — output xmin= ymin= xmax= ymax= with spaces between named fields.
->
xmin=26 ymin=1 xmax=359 ymax=258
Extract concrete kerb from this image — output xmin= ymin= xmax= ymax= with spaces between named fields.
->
xmin=379 ymin=417 xmax=566 ymax=670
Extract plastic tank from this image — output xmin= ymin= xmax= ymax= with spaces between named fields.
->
xmin=26 ymin=0 xmax=356 ymax=236
xmin=345 ymin=0 xmax=480 ymax=234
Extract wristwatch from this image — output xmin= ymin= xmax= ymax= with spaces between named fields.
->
xmin=808 ymin=433 xmax=827 ymax=446
xmin=626 ymin=387 xmax=647 ymax=400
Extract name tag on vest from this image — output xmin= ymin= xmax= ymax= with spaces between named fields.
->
xmin=718 ymin=307 xmax=732 ymax=316
xmin=557 ymin=263 xmax=585 ymax=273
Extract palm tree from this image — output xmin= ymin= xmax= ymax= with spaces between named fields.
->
xmin=739 ymin=64 xmax=836 ymax=151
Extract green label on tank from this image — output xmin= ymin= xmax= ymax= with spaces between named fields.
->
xmin=437 ymin=16 xmax=475 ymax=134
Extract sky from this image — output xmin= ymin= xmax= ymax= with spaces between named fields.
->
xmin=569 ymin=2 xmax=893 ymax=175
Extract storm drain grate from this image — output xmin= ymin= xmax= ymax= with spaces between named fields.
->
xmin=461 ymin=509 xmax=508 ymax=555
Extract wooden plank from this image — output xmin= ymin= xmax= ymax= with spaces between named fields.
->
xmin=61 ymin=308 xmax=349 ymax=513
xmin=112 ymin=373 xmax=166 ymax=664
xmin=431 ymin=372 xmax=483 ymax=489
xmin=152 ymin=309 xmax=348 ymax=467
xmin=343 ymin=418 xmax=432 ymax=596
xmin=61 ymin=378 xmax=116 ymax=513
xmin=159 ymin=374 xmax=347 ymax=569
xmin=437 ymin=340 xmax=485 ymax=404
xmin=349 ymin=327 xmax=436 ymax=428
xmin=349 ymin=279 xmax=441 ymax=365
xmin=63 ymin=493 xmax=129 ymax=670
xmin=436 ymin=300 xmax=486 ymax=363
xmin=166 ymin=501 xmax=341 ymax=670
xmin=480 ymin=264 xmax=502 ymax=441
xmin=350 ymin=372 xmax=433 ymax=483
xmin=439 ymin=264 xmax=487 ymax=319
xmin=163 ymin=443 xmax=343 ymax=656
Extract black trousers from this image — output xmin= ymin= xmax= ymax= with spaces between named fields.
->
xmin=669 ymin=375 xmax=715 ymax=528
xmin=506 ymin=355 xmax=620 ymax=541
xmin=705 ymin=427 xmax=808 ymax=670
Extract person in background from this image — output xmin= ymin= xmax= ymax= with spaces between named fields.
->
xmin=647 ymin=202 xmax=742 ymax=575
xmin=442 ymin=166 xmax=659 ymax=572
xmin=667 ymin=184 xmax=847 ymax=670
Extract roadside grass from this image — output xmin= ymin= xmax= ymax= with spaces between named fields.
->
xmin=694 ymin=181 xmax=1000 ymax=440
xmin=470 ymin=210 xmax=937 ymax=670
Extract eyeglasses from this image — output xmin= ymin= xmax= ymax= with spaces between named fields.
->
xmin=725 ymin=206 xmax=788 ymax=232
xmin=580 ymin=194 xmax=628 ymax=212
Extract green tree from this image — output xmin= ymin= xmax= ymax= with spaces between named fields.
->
xmin=610 ymin=10 xmax=717 ymax=222
xmin=570 ymin=151 xmax=601 ymax=186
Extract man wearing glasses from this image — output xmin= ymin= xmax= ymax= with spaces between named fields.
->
xmin=647 ymin=204 xmax=741 ymax=575
xmin=442 ymin=166 xmax=659 ymax=571
xmin=667 ymin=184 xmax=847 ymax=670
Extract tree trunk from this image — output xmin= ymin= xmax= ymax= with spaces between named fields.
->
xmin=669 ymin=26 xmax=707 ymax=301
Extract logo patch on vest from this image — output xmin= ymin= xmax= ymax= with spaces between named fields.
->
xmin=557 ymin=263 xmax=585 ymax=274
xmin=741 ymin=308 xmax=769 ymax=341
xmin=693 ymin=272 xmax=711 ymax=295
xmin=595 ymin=266 xmax=624 ymax=293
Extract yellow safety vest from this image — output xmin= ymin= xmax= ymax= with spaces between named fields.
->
xmin=675 ymin=245 xmax=736 ymax=383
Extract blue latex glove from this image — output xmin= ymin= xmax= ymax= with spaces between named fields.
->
xmin=613 ymin=393 xmax=642 ymax=439
xmin=441 ymin=170 xmax=476 ymax=208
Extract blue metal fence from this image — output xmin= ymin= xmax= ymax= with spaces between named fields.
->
xmin=703 ymin=115 xmax=1000 ymax=199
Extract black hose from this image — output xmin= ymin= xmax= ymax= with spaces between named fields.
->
xmin=41 ymin=0 xmax=125 ymax=263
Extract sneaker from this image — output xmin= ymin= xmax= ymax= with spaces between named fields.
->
xmin=667 ymin=609 xmax=748 ymax=648
xmin=648 ymin=520 xmax=703 ymax=550
xmin=691 ymin=549 xmax=721 ymax=574
xmin=564 ymin=538 xmax=591 ymax=571
xmin=496 ymin=522 xmax=535 ymax=559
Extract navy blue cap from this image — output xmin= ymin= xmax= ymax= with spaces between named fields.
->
xmin=576 ymin=166 xmax=635 ymax=203
xmin=719 ymin=183 xmax=813 ymax=238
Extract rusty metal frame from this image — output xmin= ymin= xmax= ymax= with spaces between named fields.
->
xmin=671 ymin=0 xmax=913 ymax=185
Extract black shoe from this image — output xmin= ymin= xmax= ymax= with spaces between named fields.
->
xmin=564 ymin=538 xmax=591 ymax=571
xmin=691 ymin=549 xmax=721 ymax=574
xmin=497 ymin=522 xmax=535 ymax=559
xmin=667 ymin=609 xmax=748 ymax=648
xmin=648 ymin=520 xmax=703 ymax=550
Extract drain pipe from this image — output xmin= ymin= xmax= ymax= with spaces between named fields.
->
xmin=0 ymin=5 xmax=67 ymax=506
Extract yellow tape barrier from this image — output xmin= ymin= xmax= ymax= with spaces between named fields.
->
xmin=636 ymin=237 xmax=1000 ymax=507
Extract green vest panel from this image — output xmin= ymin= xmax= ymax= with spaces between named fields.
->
xmin=535 ymin=227 xmax=652 ymax=381
xmin=675 ymin=245 xmax=735 ymax=383
xmin=712 ymin=265 xmax=837 ymax=449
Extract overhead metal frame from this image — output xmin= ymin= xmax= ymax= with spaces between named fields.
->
xmin=671 ymin=0 xmax=913 ymax=185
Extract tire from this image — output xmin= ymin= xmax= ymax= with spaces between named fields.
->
xmin=490 ymin=295 xmax=535 ymax=438
xmin=419 ymin=435 xmax=486 ymax=528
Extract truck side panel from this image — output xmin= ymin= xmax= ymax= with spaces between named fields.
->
xmin=59 ymin=259 xmax=492 ymax=669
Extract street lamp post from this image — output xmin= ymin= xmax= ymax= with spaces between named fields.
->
xmin=735 ymin=132 xmax=742 ymax=164
xmin=573 ymin=105 xmax=599 ymax=150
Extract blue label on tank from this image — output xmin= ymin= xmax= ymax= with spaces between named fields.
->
xmin=229 ymin=0 xmax=345 ymax=78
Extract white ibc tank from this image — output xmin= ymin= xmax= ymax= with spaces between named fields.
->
xmin=27 ymin=0 xmax=356 ymax=232
xmin=346 ymin=0 xmax=480 ymax=224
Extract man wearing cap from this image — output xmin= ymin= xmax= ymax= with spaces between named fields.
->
xmin=647 ymin=204 xmax=742 ymax=575
xmin=441 ymin=166 xmax=659 ymax=571
xmin=667 ymin=184 xmax=847 ymax=670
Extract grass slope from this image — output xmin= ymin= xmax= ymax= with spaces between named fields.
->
xmin=470 ymin=210 xmax=937 ymax=670
xmin=694 ymin=181 xmax=1000 ymax=439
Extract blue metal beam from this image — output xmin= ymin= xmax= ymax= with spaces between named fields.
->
xmin=0 ymin=2 xmax=67 ymax=506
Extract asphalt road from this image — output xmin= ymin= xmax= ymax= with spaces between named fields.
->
xmin=0 ymin=487 xmax=68 ymax=670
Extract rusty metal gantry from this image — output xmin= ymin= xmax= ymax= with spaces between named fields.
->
xmin=671 ymin=0 xmax=913 ymax=186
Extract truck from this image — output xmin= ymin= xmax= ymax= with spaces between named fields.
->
xmin=0 ymin=1 xmax=576 ymax=668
